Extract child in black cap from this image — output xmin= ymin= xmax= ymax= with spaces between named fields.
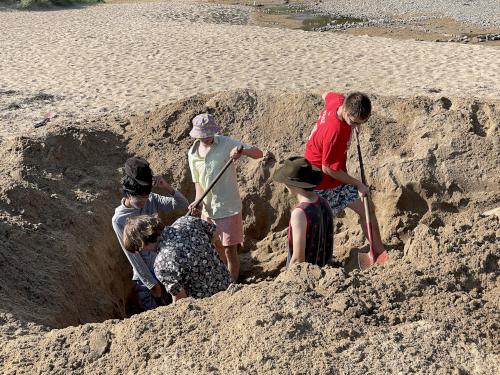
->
xmin=112 ymin=157 xmax=188 ymax=310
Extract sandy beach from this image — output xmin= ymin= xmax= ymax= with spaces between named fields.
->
xmin=0 ymin=1 xmax=499 ymax=374
xmin=1 ymin=0 xmax=499 ymax=136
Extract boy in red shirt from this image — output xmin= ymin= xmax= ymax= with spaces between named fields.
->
xmin=304 ymin=91 xmax=387 ymax=262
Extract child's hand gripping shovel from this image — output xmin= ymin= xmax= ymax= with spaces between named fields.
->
xmin=186 ymin=145 xmax=243 ymax=216
xmin=355 ymin=129 xmax=388 ymax=270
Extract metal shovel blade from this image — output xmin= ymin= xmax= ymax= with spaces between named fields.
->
xmin=358 ymin=251 xmax=375 ymax=271
xmin=375 ymin=250 xmax=389 ymax=265
xmin=358 ymin=250 xmax=389 ymax=270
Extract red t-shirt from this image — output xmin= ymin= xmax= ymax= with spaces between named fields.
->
xmin=304 ymin=92 xmax=352 ymax=190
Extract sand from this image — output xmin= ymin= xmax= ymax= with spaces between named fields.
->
xmin=1 ymin=0 xmax=500 ymax=137
xmin=1 ymin=89 xmax=499 ymax=373
xmin=0 ymin=1 xmax=499 ymax=374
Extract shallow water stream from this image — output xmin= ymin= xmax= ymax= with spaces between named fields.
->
xmin=253 ymin=3 xmax=364 ymax=30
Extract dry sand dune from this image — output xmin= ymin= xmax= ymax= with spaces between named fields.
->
xmin=1 ymin=0 xmax=500 ymax=136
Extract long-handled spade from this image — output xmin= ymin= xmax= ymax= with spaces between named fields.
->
xmin=355 ymin=129 xmax=388 ymax=270
xmin=187 ymin=145 xmax=243 ymax=216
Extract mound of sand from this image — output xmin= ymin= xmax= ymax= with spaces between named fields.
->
xmin=0 ymin=90 xmax=498 ymax=374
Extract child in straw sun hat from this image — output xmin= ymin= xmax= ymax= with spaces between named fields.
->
xmin=273 ymin=156 xmax=334 ymax=268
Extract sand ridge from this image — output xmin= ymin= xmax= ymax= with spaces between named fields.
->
xmin=1 ymin=0 xmax=500 ymax=136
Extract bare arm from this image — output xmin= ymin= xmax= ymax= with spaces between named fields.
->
xmin=241 ymin=146 xmax=263 ymax=159
xmin=172 ymin=288 xmax=188 ymax=304
xmin=289 ymin=208 xmax=307 ymax=267
xmin=322 ymin=165 xmax=369 ymax=196
xmin=188 ymin=182 xmax=205 ymax=214
xmin=152 ymin=176 xmax=176 ymax=195
xmin=194 ymin=182 xmax=204 ymax=201
xmin=322 ymin=165 xmax=360 ymax=187
xmin=230 ymin=146 xmax=263 ymax=160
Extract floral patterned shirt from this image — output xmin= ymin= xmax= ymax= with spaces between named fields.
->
xmin=154 ymin=216 xmax=232 ymax=298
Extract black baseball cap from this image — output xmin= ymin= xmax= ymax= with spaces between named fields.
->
xmin=124 ymin=157 xmax=153 ymax=186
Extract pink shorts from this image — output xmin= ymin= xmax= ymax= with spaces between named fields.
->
xmin=202 ymin=213 xmax=243 ymax=247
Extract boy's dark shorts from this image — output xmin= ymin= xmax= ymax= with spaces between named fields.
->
xmin=316 ymin=184 xmax=359 ymax=217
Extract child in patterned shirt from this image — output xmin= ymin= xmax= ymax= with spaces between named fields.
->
xmin=155 ymin=215 xmax=232 ymax=303
xmin=125 ymin=214 xmax=232 ymax=304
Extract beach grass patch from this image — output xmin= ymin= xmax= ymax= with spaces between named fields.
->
xmin=302 ymin=15 xmax=336 ymax=31
xmin=17 ymin=0 xmax=102 ymax=8
xmin=260 ymin=4 xmax=309 ymax=16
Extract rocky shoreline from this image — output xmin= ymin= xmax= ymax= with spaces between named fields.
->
xmin=202 ymin=1 xmax=500 ymax=46
xmin=314 ymin=0 xmax=500 ymax=28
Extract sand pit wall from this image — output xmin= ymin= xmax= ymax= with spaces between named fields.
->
xmin=0 ymin=89 xmax=498 ymax=329
xmin=0 ymin=129 xmax=135 ymax=328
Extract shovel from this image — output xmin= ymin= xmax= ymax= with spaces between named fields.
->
xmin=187 ymin=145 xmax=243 ymax=216
xmin=355 ymin=129 xmax=388 ymax=270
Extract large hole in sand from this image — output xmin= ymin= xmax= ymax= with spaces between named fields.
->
xmin=0 ymin=130 xmax=132 ymax=328
xmin=0 ymin=90 xmax=497 ymax=328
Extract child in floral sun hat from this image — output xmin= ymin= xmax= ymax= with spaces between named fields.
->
xmin=187 ymin=113 xmax=263 ymax=282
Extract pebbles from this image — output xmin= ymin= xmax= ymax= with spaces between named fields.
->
xmin=141 ymin=1 xmax=250 ymax=25
xmin=436 ymin=33 xmax=500 ymax=44
xmin=315 ymin=0 xmax=500 ymax=28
